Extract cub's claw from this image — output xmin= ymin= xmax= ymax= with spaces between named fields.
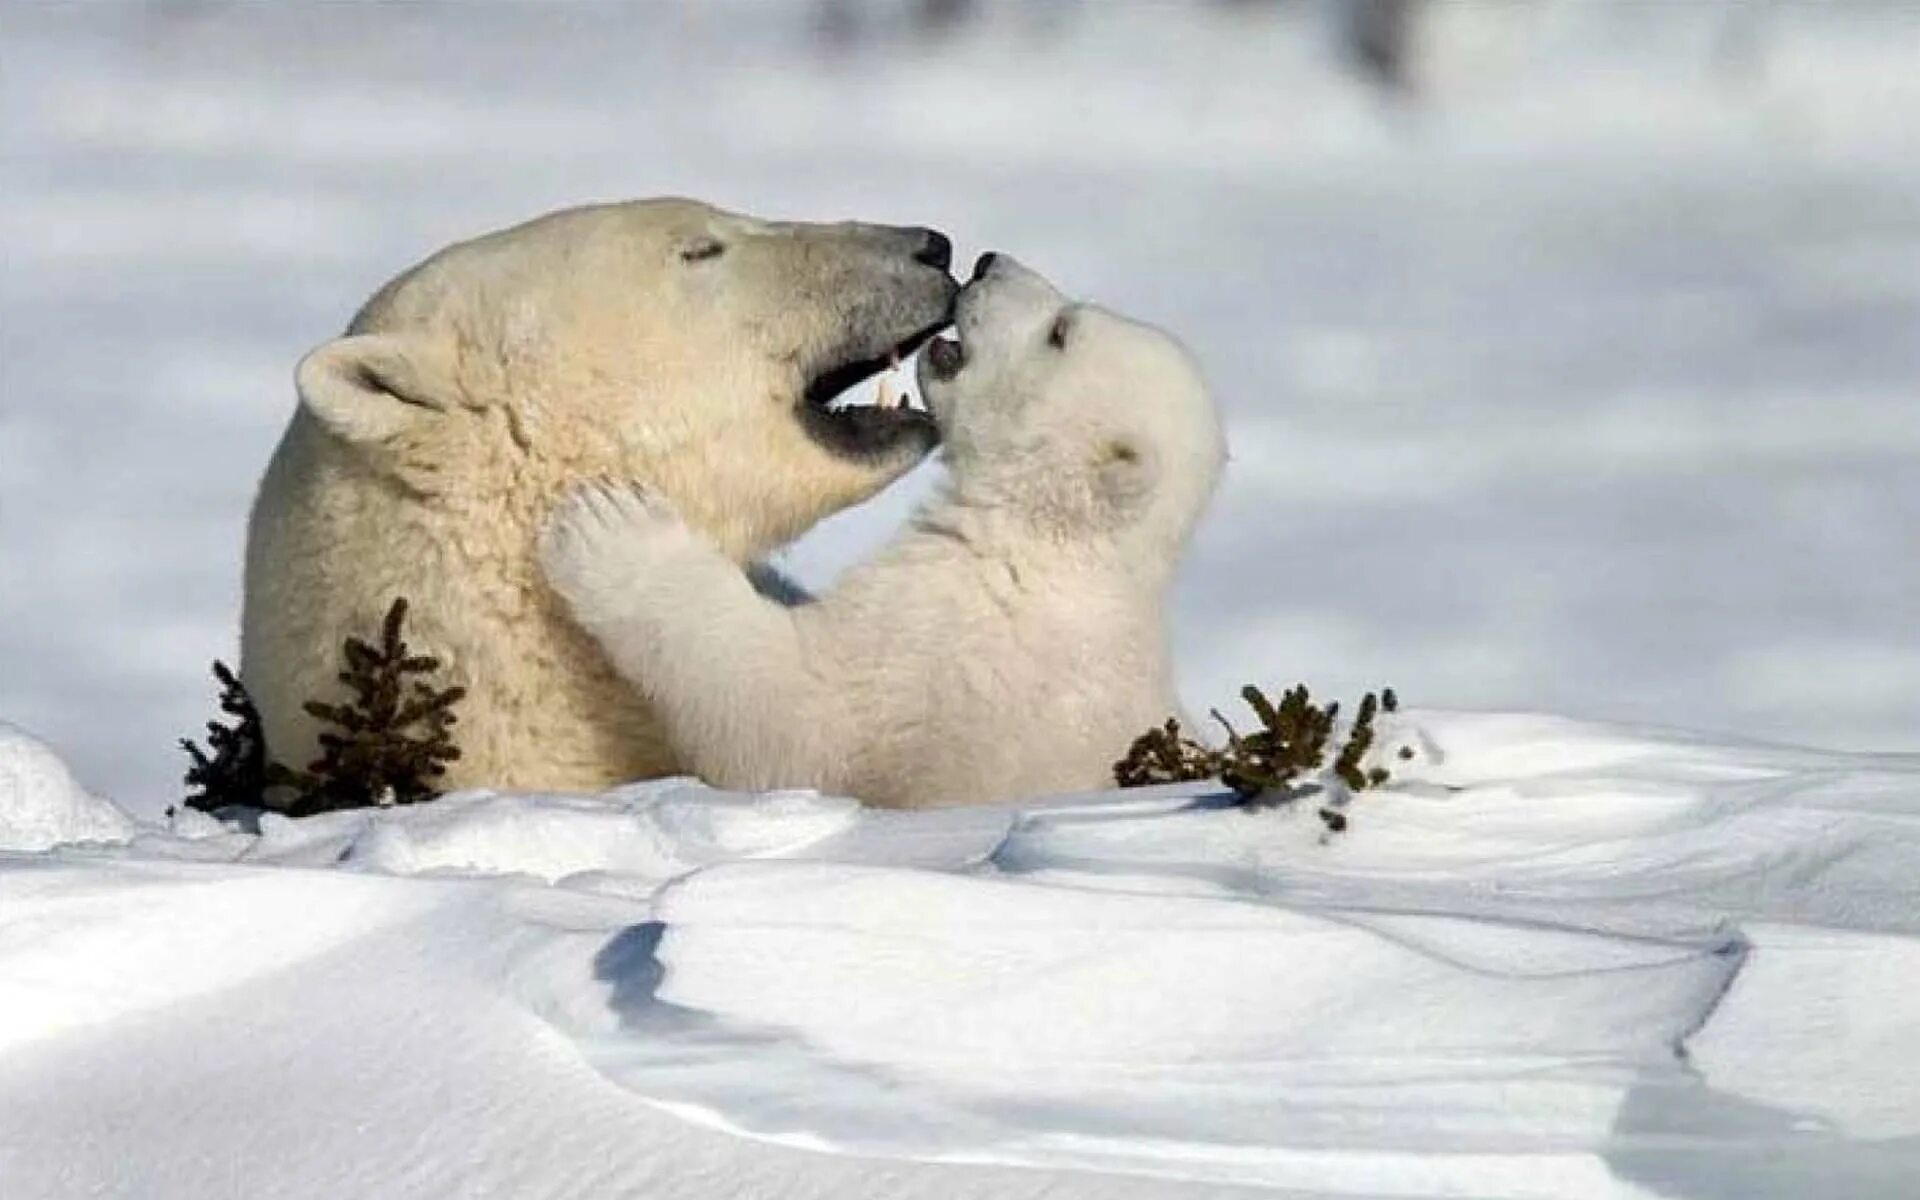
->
xmin=538 ymin=481 xmax=685 ymax=611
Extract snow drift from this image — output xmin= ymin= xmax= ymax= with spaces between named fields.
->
xmin=2 ymin=710 xmax=1916 ymax=1198
xmin=0 ymin=722 xmax=134 ymax=852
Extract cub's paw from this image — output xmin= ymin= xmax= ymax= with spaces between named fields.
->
xmin=538 ymin=481 xmax=688 ymax=611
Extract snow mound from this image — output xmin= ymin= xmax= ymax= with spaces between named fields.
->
xmin=652 ymin=861 xmax=1738 ymax=1073
xmin=3 ymin=710 xmax=1918 ymax=1198
xmin=171 ymin=781 xmax=1012 ymax=884
xmin=0 ymin=721 xmax=133 ymax=851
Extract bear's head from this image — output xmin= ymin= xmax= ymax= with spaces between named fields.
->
xmin=293 ymin=198 xmax=956 ymax=557
xmin=917 ymin=254 xmax=1224 ymax=563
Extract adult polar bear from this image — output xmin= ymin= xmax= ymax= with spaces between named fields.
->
xmin=243 ymin=199 xmax=956 ymax=799
xmin=543 ymin=255 xmax=1224 ymax=807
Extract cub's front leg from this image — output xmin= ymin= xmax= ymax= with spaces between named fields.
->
xmin=538 ymin=482 xmax=830 ymax=791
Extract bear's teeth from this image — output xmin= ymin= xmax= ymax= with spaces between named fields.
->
xmin=824 ymin=355 xmax=925 ymax=412
xmin=890 ymin=350 xmax=926 ymax=411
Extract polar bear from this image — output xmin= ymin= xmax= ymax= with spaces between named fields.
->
xmin=243 ymin=199 xmax=957 ymax=800
xmin=540 ymin=255 xmax=1224 ymax=807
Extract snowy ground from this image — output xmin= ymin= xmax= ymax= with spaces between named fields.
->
xmin=3 ymin=2 xmax=1919 ymax=815
xmin=5 ymin=711 xmax=1918 ymax=1198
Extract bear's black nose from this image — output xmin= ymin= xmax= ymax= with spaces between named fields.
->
xmin=913 ymin=229 xmax=954 ymax=272
xmin=972 ymin=251 xmax=999 ymax=281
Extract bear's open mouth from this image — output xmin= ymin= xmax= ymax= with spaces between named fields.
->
xmin=798 ymin=322 xmax=947 ymax=460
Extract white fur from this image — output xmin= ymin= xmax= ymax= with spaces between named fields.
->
xmin=243 ymin=199 xmax=952 ymax=797
xmin=542 ymin=258 xmax=1224 ymax=808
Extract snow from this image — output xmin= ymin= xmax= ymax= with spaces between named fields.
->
xmin=0 ymin=722 xmax=135 ymax=852
xmin=4 ymin=711 xmax=1918 ymax=1197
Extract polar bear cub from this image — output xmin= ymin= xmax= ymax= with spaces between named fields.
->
xmin=540 ymin=255 xmax=1224 ymax=808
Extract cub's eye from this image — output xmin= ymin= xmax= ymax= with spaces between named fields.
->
xmin=1047 ymin=312 xmax=1072 ymax=349
xmin=680 ymin=238 xmax=726 ymax=263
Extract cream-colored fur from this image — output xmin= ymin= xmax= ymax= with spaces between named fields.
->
xmin=243 ymin=199 xmax=956 ymax=798
xmin=541 ymin=257 xmax=1224 ymax=808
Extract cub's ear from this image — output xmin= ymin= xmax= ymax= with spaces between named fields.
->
xmin=1093 ymin=436 xmax=1157 ymax=512
xmin=295 ymin=334 xmax=459 ymax=446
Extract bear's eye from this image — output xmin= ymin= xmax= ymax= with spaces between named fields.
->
xmin=1047 ymin=312 xmax=1072 ymax=350
xmin=680 ymin=238 xmax=726 ymax=263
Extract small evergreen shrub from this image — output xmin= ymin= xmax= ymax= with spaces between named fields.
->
xmin=179 ymin=599 xmax=465 ymax=817
xmin=180 ymin=661 xmax=291 ymax=813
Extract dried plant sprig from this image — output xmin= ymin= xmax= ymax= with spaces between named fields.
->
xmin=1114 ymin=682 xmax=1404 ymax=832
xmin=1114 ymin=719 xmax=1222 ymax=787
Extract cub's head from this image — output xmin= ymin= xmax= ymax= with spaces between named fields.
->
xmin=917 ymin=254 xmax=1224 ymax=558
xmin=293 ymin=198 xmax=956 ymax=557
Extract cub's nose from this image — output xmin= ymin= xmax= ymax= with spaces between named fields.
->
xmin=972 ymin=251 xmax=999 ymax=281
xmin=912 ymin=228 xmax=954 ymax=271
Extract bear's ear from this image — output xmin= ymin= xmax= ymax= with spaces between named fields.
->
xmin=295 ymin=334 xmax=458 ymax=446
xmin=1093 ymin=436 xmax=1157 ymax=514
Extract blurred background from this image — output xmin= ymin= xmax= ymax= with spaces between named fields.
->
xmin=3 ymin=0 xmax=1918 ymax=816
